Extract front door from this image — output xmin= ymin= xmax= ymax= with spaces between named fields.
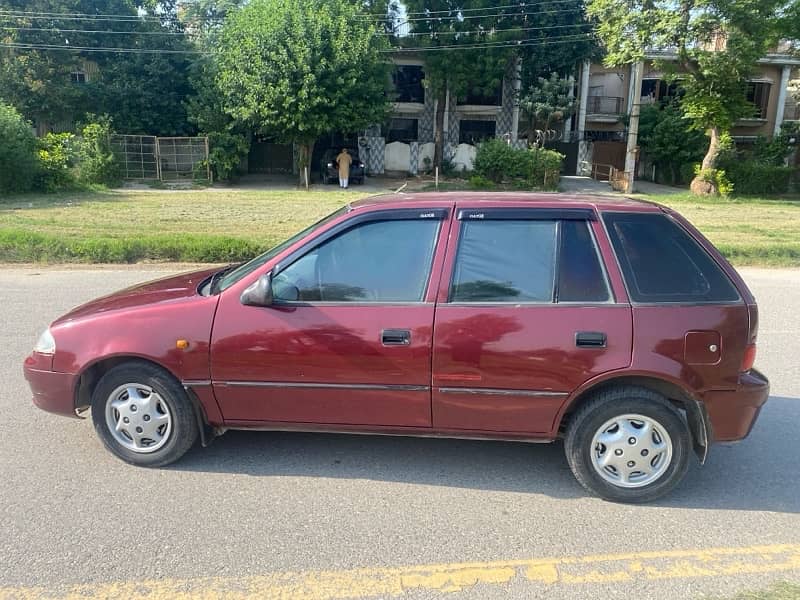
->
xmin=210 ymin=210 xmax=449 ymax=427
xmin=431 ymin=208 xmax=633 ymax=434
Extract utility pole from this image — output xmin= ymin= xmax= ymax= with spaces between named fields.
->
xmin=623 ymin=61 xmax=644 ymax=193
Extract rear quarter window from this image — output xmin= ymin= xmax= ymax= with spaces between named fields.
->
xmin=603 ymin=212 xmax=740 ymax=303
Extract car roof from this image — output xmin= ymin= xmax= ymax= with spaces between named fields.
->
xmin=349 ymin=192 xmax=664 ymax=213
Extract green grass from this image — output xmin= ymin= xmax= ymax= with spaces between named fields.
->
xmin=1 ymin=187 xmax=799 ymax=265
xmin=636 ymin=193 xmax=800 ymax=267
xmin=710 ymin=582 xmax=800 ymax=600
xmin=0 ymin=188 xmax=368 ymax=263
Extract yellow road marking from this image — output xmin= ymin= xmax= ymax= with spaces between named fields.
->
xmin=2 ymin=544 xmax=799 ymax=599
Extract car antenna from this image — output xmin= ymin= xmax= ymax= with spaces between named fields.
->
xmin=394 ymin=183 xmax=408 ymax=194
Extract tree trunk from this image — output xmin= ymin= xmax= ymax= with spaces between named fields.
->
xmin=690 ymin=126 xmax=722 ymax=195
xmin=433 ymin=90 xmax=446 ymax=169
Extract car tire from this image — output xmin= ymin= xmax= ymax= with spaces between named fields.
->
xmin=564 ymin=386 xmax=691 ymax=503
xmin=91 ymin=361 xmax=198 ymax=467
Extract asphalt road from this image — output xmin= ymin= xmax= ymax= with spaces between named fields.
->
xmin=1 ymin=265 xmax=799 ymax=599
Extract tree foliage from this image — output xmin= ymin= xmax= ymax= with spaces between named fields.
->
xmin=0 ymin=0 xmax=194 ymax=135
xmin=519 ymin=73 xmax=576 ymax=140
xmin=586 ymin=0 xmax=800 ymax=193
xmin=386 ymin=0 xmax=594 ymax=166
xmin=0 ymin=100 xmax=39 ymax=193
xmin=638 ymin=101 xmax=707 ymax=184
xmin=215 ymin=0 xmax=391 ymax=182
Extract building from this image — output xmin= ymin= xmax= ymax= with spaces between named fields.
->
xmin=574 ymin=52 xmax=800 ymax=175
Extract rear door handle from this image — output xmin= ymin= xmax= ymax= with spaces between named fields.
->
xmin=381 ymin=329 xmax=411 ymax=346
xmin=576 ymin=331 xmax=607 ymax=348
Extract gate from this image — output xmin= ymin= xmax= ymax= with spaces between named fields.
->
xmin=111 ymin=135 xmax=210 ymax=182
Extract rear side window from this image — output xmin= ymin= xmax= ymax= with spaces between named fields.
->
xmin=451 ymin=220 xmax=557 ymax=302
xmin=603 ymin=212 xmax=740 ymax=303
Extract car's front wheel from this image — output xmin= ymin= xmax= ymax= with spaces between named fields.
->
xmin=564 ymin=386 xmax=690 ymax=503
xmin=91 ymin=361 xmax=198 ymax=467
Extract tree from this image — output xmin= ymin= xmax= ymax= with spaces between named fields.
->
xmin=586 ymin=0 xmax=800 ymax=194
xmin=0 ymin=100 xmax=39 ymax=193
xmin=392 ymin=0 xmax=594 ymax=167
xmin=215 ymin=0 xmax=391 ymax=185
xmin=519 ymin=73 xmax=576 ymax=143
xmin=637 ymin=101 xmax=707 ymax=184
xmin=0 ymin=0 xmax=195 ymax=135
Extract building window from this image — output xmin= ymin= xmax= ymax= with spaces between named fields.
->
xmin=384 ymin=118 xmax=418 ymax=143
xmin=459 ymin=83 xmax=502 ymax=106
xmin=70 ymin=72 xmax=87 ymax=84
xmin=745 ymin=82 xmax=770 ymax=119
xmin=459 ymin=119 xmax=496 ymax=144
xmin=392 ymin=65 xmax=424 ymax=104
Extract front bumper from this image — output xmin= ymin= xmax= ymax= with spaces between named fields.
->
xmin=23 ymin=354 xmax=78 ymax=418
xmin=703 ymin=368 xmax=769 ymax=442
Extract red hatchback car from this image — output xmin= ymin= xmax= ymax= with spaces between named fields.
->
xmin=24 ymin=193 xmax=768 ymax=502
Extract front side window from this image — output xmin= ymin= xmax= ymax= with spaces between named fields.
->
xmin=450 ymin=220 xmax=557 ymax=302
xmin=273 ymin=219 xmax=440 ymax=303
xmin=603 ymin=212 xmax=740 ymax=303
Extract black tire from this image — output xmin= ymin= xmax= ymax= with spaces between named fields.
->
xmin=564 ymin=386 xmax=691 ymax=503
xmin=91 ymin=361 xmax=198 ymax=467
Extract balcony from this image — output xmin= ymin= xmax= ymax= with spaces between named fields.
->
xmin=586 ymin=96 xmax=625 ymax=122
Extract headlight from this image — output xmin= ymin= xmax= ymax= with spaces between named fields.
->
xmin=327 ymin=162 xmax=333 ymax=168
xmin=34 ymin=328 xmax=56 ymax=355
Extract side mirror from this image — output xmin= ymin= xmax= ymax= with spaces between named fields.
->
xmin=240 ymin=272 xmax=273 ymax=307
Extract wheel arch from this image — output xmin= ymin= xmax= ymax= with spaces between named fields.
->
xmin=557 ymin=373 xmax=712 ymax=463
xmin=75 ymin=354 xmax=217 ymax=446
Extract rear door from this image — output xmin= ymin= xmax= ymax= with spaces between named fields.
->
xmin=431 ymin=207 xmax=632 ymax=434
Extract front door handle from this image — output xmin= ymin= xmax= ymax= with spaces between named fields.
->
xmin=576 ymin=331 xmax=607 ymax=348
xmin=382 ymin=329 xmax=411 ymax=346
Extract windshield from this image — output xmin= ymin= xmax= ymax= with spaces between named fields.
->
xmin=215 ymin=205 xmax=350 ymax=293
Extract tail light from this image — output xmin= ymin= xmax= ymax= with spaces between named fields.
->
xmin=741 ymin=343 xmax=757 ymax=372
xmin=741 ymin=303 xmax=759 ymax=372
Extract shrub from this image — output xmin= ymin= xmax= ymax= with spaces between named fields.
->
xmin=694 ymin=166 xmax=734 ymax=197
xmin=474 ymin=138 xmax=527 ymax=182
xmin=527 ymin=147 xmax=564 ymax=190
xmin=75 ymin=117 xmax=122 ymax=187
xmin=207 ymin=131 xmax=249 ymax=182
xmin=723 ymin=162 xmax=795 ymax=195
xmin=468 ymin=174 xmax=496 ymax=189
xmin=0 ymin=101 xmax=39 ymax=194
xmin=473 ymin=138 xmax=564 ymax=190
xmin=36 ymin=133 xmax=77 ymax=192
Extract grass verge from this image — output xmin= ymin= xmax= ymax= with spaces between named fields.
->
xmin=712 ymin=582 xmax=800 ymax=599
xmin=638 ymin=193 xmax=800 ymax=267
xmin=0 ymin=188 xmax=367 ymax=263
xmin=1 ymin=187 xmax=799 ymax=266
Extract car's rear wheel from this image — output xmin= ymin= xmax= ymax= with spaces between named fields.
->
xmin=91 ymin=362 xmax=198 ymax=467
xmin=564 ymin=386 xmax=690 ymax=503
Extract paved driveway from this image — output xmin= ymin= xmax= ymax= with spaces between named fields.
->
xmin=1 ymin=266 xmax=798 ymax=599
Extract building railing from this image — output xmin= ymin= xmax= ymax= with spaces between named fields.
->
xmin=587 ymin=96 xmax=624 ymax=115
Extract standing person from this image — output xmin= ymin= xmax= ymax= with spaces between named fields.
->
xmin=335 ymin=147 xmax=353 ymax=189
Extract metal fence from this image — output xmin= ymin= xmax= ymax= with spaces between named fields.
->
xmin=111 ymin=135 xmax=210 ymax=182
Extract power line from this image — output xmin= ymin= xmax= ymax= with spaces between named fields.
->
xmin=2 ymin=26 xmax=196 ymax=36
xmin=0 ymin=22 xmax=591 ymax=39
xmin=382 ymin=34 xmax=594 ymax=52
xmin=357 ymin=1 xmax=586 ymax=21
xmin=0 ymin=42 xmax=209 ymax=54
xmin=1 ymin=31 xmax=593 ymax=55
xmin=0 ymin=9 xmax=181 ymax=22
xmin=377 ymin=22 xmax=593 ymax=38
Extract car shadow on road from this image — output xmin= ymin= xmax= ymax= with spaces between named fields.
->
xmin=171 ymin=395 xmax=800 ymax=512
